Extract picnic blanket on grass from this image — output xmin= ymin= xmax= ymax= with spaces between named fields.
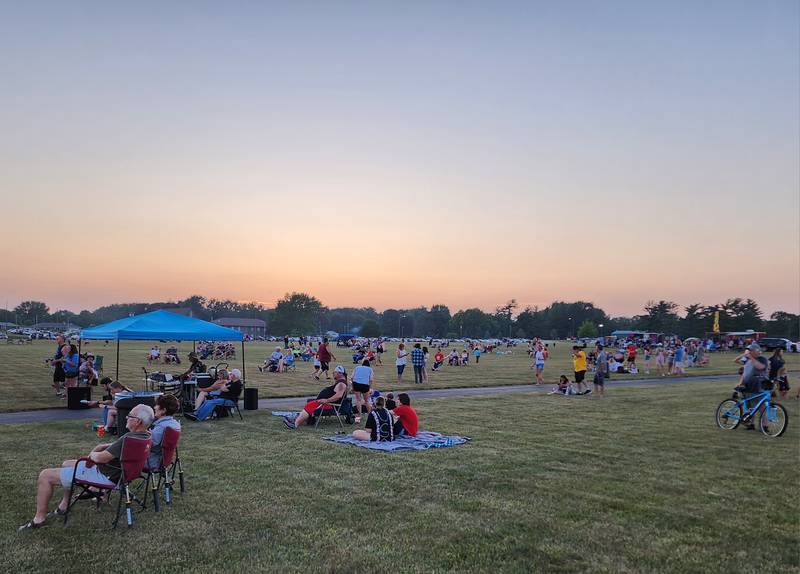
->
xmin=323 ymin=431 xmax=470 ymax=452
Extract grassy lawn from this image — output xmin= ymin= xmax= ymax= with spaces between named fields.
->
xmin=4 ymin=339 xmax=800 ymax=412
xmin=1 ymin=379 xmax=798 ymax=573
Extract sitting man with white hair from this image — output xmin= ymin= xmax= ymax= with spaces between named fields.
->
xmin=259 ymin=347 xmax=283 ymax=373
xmin=18 ymin=403 xmax=154 ymax=530
xmin=185 ymin=368 xmax=243 ymax=421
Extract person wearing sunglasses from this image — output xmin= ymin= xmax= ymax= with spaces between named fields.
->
xmin=18 ymin=404 xmax=154 ymax=530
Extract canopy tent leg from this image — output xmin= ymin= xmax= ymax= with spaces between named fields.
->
xmin=115 ymin=339 xmax=120 ymax=383
xmin=241 ymin=340 xmax=246 ymax=385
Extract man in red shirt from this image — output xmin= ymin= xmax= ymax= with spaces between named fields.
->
xmin=391 ymin=393 xmax=418 ymax=437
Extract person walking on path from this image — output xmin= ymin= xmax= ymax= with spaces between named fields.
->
xmin=396 ymin=343 xmax=409 ymax=383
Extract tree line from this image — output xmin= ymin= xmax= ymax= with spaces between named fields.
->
xmin=2 ymin=295 xmax=798 ymax=341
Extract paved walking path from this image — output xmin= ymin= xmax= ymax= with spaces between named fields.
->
xmin=0 ymin=372 xmax=762 ymax=425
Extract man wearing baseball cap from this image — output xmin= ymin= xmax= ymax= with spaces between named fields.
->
xmin=738 ymin=343 xmax=769 ymax=430
xmin=284 ymin=369 xmax=347 ymax=430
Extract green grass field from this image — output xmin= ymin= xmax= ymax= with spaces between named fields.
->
xmin=1 ymin=379 xmax=798 ymax=573
xmin=3 ymin=340 xmax=800 ymax=412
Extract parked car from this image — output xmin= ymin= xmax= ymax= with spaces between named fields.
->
xmin=758 ymin=337 xmax=798 ymax=352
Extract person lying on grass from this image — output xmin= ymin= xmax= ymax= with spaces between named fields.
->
xmin=352 ymin=396 xmax=394 ymax=442
xmin=283 ymin=375 xmax=348 ymax=430
xmin=18 ymin=404 xmax=154 ymax=531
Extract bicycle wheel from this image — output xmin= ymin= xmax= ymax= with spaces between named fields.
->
xmin=716 ymin=399 xmax=742 ymax=430
xmin=759 ymin=403 xmax=788 ymax=437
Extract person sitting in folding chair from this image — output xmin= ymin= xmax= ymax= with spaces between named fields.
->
xmin=279 ymin=350 xmax=295 ymax=372
xmin=283 ymin=376 xmax=347 ymax=430
xmin=18 ymin=404 xmax=154 ymax=530
xmin=185 ymin=369 xmax=243 ymax=421
xmin=148 ymin=395 xmax=181 ymax=470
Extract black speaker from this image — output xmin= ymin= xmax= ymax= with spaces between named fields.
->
xmin=67 ymin=386 xmax=91 ymax=410
xmin=244 ymin=387 xmax=258 ymax=410
xmin=115 ymin=394 xmax=158 ymax=436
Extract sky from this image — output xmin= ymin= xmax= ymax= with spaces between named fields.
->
xmin=1 ymin=1 xmax=798 ymax=317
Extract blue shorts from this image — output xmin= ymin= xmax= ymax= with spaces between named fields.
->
xmin=60 ymin=461 xmax=115 ymax=488
xmin=397 ymin=364 xmax=406 ymax=375
xmin=535 ymin=363 xmax=545 ymax=370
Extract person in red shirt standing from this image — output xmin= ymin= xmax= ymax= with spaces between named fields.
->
xmin=626 ymin=342 xmax=637 ymax=370
xmin=315 ymin=338 xmax=336 ymax=381
xmin=391 ymin=393 xmax=418 ymax=437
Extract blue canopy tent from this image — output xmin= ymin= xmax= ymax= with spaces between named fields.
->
xmin=80 ymin=310 xmax=245 ymax=385
xmin=336 ymin=333 xmax=356 ymax=347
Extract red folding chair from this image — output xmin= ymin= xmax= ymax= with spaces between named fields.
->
xmin=64 ymin=435 xmax=152 ymax=529
xmin=143 ymin=427 xmax=182 ymax=512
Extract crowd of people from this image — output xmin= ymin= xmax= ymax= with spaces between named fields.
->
xmin=47 ymin=335 xmax=99 ymax=398
xmin=23 ymin=329 xmax=797 ymax=532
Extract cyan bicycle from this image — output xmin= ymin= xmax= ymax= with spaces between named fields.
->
xmin=715 ymin=385 xmax=788 ymax=438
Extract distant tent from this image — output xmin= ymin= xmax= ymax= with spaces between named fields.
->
xmin=80 ymin=310 xmax=245 ymax=384
xmin=336 ymin=333 xmax=356 ymax=346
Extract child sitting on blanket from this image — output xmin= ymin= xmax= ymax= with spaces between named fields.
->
xmin=550 ymin=375 xmax=577 ymax=395
xmin=352 ymin=397 xmax=394 ymax=442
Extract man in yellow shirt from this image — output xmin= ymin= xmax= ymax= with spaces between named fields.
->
xmin=572 ymin=345 xmax=589 ymax=395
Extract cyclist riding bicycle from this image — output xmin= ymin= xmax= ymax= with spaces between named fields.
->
xmin=734 ymin=343 xmax=769 ymax=430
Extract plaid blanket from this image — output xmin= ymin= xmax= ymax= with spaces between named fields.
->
xmin=323 ymin=431 xmax=470 ymax=452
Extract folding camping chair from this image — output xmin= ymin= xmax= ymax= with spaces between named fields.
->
xmin=209 ymin=379 xmax=243 ymax=421
xmin=142 ymin=427 xmax=182 ymax=512
xmin=309 ymin=385 xmax=354 ymax=430
xmin=63 ymin=435 xmax=152 ymax=529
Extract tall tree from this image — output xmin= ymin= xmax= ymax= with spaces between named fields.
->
xmin=269 ymin=292 xmax=327 ymax=335
xmin=494 ymin=299 xmax=518 ymax=338
xmin=449 ymin=309 xmax=496 ymax=338
xmin=359 ymin=319 xmax=381 ymax=338
xmin=380 ymin=309 xmax=401 ymax=337
xmin=680 ymin=303 xmax=714 ymax=338
xmin=428 ymin=304 xmax=452 ymax=338
xmin=577 ymin=320 xmax=598 ymax=338
xmin=766 ymin=311 xmax=800 ymax=340
xmin=13 ymin=301 xmax=50 ymax=325
xmin=640 ymin=300 xmax=680 ymax=333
